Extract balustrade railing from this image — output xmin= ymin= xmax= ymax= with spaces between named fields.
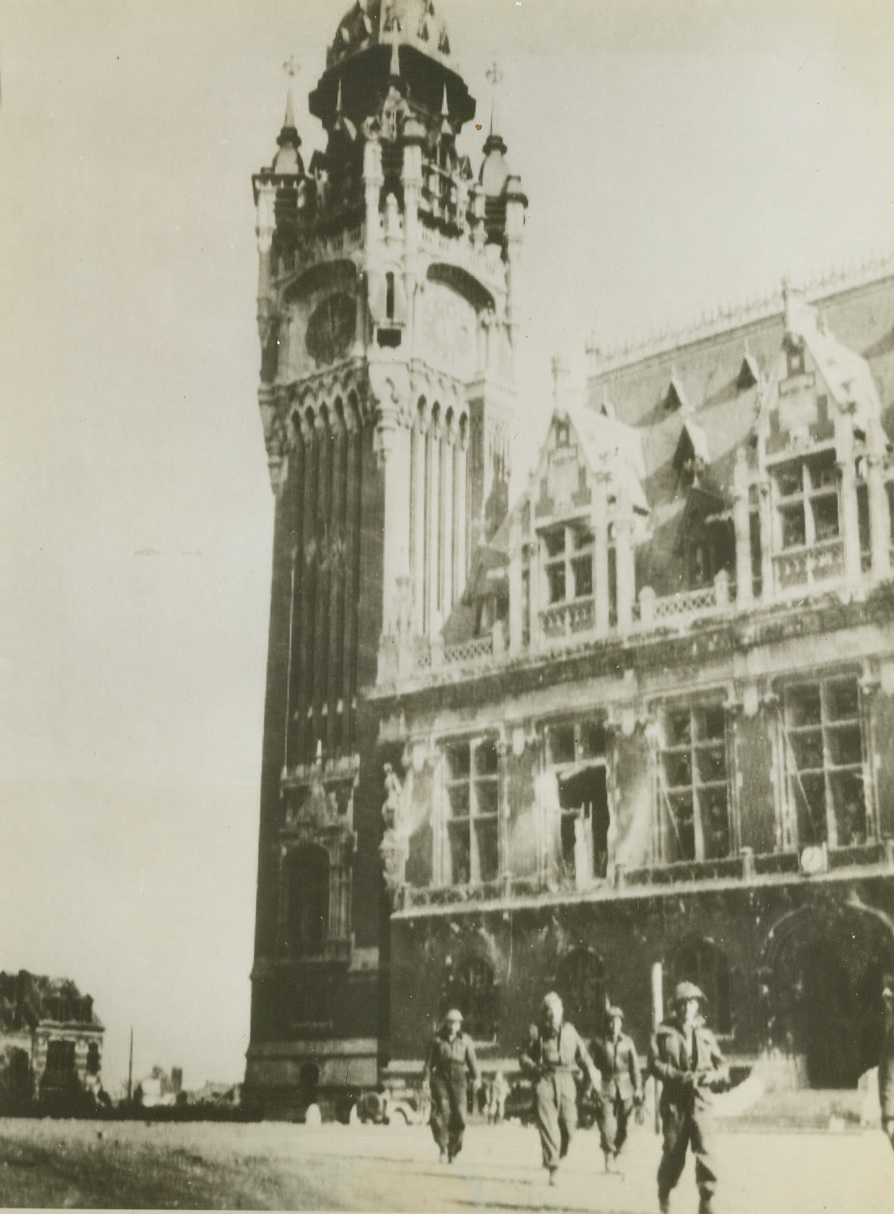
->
xmin=773 ymin=537 xmax=844 ymax=589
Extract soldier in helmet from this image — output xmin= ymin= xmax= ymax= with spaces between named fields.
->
xmin=518 ymin=991 xmax=601 ymax=1186
xmin=422 ymin=1008 xmax=482 ymax=1163
xmin=648 ymin=982 xmax=728 ymax=1214
xmin=880 ymin=976 xmax=894 ymax=1153
xmin=591 ymin=1004 xmax=644 ymax=1173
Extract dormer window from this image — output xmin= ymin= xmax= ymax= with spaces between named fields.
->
xmin=543 ymin=523 xmax=594 ymax=604
xmin=786 ymin=342 xmax=806 ymax=378
xmin=774 ymin=451 xmax=838 ymax=551
xmin=555 ymin=419 xmax=571 ymax=447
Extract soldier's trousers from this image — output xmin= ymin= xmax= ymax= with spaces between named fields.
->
xmin=657 ymin=1103 xmax=718 ymax=1200
xmin=430 ymin=1068 xmax=467 ymax=1158
xmin=534 ymin=1071 xmax=578 ymax=1170
xmin=597 ymin=1094 xmax=635 ymax=1156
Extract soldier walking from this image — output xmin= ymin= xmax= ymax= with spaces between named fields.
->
xmin=880 ymin=976 xmax=894 ymax=1154
xmin=648 ymin=982 xmax=728 ymax=1214
xmin=518 ymin=991 xmax=601 ymax=1186
xmin=591 ymin=1004 xmax=644 ymax=1173
xmin=422 ymin=1008 xmax=481 ymax=1164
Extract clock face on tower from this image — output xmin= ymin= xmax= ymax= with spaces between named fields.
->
xmin=305 ymin=293 xmax=356 ymax=366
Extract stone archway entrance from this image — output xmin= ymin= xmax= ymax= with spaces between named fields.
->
xmin=761 ymin=901 xmax=894 ymax=1088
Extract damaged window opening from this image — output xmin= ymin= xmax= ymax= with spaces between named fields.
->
xmin=660 ymin=703 xmax=731 ymax=862
xmin=444 ymin=737 xmax=500 ymax=885
xmin=546 ymin=720 xmax=610 ymax=885
xmin=782 ymin=674 xmax=868 ymax=850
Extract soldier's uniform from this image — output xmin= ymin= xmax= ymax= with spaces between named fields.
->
xmin=879 ymin=979 xmax=894 ymax=1152
xmin=648 ymin=982 xmax=728 ymax=1214
xmin=423 ymin=1010 xmax=481 ymax=1163
xmin=519 ymin=992 xmax=601 ymax=1183
xmin=591 ymin=1005 xmax=643 ymax=1170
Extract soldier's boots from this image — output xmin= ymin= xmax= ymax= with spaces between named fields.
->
xmin=658 ymin=1189 xmax=671 ymax=1214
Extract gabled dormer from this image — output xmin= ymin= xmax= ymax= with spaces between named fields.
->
xmin=504 ymin=369 xmax=650 ymax=652
xmin=747 ymin=283 xmax=892 ymax=594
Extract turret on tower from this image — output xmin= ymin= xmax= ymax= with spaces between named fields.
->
xmin=245 ymin=0 xmax=527 ymax=1119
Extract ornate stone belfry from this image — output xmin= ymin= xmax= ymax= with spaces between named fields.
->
xmin=246 ymin=0 xmax=527 ymax=1116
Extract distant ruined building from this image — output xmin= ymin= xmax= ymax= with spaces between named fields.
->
xmin=246 ymin=0 xmax=894 ymax=1116
xmin=0 ymin=971 xmax=104 ymax=1111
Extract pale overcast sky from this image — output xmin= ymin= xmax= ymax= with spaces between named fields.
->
xmin=0 ymin=0 xmax=893 ymax=1090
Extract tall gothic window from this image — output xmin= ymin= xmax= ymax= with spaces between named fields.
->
xmin=782 ymin=674 xmax=868 ymax=849
xmin=659 ymin=703 xmax=731 ymax=862
xmin=284 ymin=844 xmax=330 ymax=957
xmin=443 ymin=738 xmax=500 ymax=885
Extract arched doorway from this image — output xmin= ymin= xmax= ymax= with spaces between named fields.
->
xmin=761 ymin=902 xmax=894 ymax=1088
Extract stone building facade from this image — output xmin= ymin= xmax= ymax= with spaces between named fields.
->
xmin=0 ymin=971 xmax=104 ymax=1111
xmin=372 ymin=265 xmax=894 ymax=1093
xmin=247 ymin=0 xmax=894 ymax=1113
xmin=245 ymin=0 xmax=525 ymax=1115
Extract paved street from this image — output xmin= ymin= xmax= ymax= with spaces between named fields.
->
xmin=2 ymin=1117 xmax=890 ymax=1210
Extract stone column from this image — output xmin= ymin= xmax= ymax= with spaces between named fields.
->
xmin=614 ymin=485 xmax=636 ymax=633
xmin=363 ymin=135 xmax=383 ymax=248
xmin=868 ymin=456 xmax=892 ymax=578
xmin=426 ymin=418 xmax=442 ymax=638
xmin=411 ymin=417 xmax=427 ymax=633
xmin=529 ymin=537 xmax=543 ymax=650
xmin=454 ymin=427 xmax=468 ymax=596
xmin=441 ymin=427 xmax=454 ymax=617
xmin=377 ymin=417 xmax=412 ymax=637
xmin=508 ymin=509 xmax=524 ymax=654
xmin=733 ymin=448 xmax=753 ymax=607
xmin=593 ymin=481 xmax=611 ymax=634
xmin=758 ymin=480 xmax=774 ymax=599
xmin=838 ymin=455 xmax=862 ymax=581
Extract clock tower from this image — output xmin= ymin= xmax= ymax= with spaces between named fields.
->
xmin=245 ymin=0 xmax=526 ymax=1116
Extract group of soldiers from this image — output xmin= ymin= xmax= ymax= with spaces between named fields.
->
xmin=423 ymin=981 xmax=728 ymax=1214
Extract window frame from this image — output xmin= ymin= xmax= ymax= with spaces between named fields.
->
xmin=779 ymin=671 xmax=873 ymax=851
xmin=441 ymin=736 xmax=501 ymax=886
xmin=543 ymin=717 xmax=610 ymax=883
xmin=657 ymin=699 xmax=734 ymax=864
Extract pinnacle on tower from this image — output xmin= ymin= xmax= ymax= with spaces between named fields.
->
xmin=273 ymin=57 xmax=303 ymax=174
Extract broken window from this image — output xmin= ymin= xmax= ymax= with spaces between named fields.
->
xmin=443 ymin=738 xmax=500 ymax=885
xmin=545 ymin=720 xmax=610 ymax=883
xmin=660 ymin=703 xmax=731 ymax=862
xmin=773 ymin=450 xmax=839 ymax=552
xmin=782 ymin=675 xmax=868 ymax=849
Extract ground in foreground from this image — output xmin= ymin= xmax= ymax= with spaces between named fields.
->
xmin=0 ymin=1117 xmax=890 ymax=1211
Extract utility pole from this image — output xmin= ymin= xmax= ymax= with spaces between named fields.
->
xmin=127 ymin=1026 xmax=133 ymax=1104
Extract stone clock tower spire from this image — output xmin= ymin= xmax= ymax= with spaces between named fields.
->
xmin=245 ymin=0 xmax=526 ymax=1117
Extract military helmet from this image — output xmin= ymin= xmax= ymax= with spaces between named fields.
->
xmin=672 ymin=981 xmax=706 ymax=1005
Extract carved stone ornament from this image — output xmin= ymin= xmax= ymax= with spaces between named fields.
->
xmin=380 ymin=762 xmax=410 ymax=903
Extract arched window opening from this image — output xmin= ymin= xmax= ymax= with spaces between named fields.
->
xmin=444 ymin=957 xmax=496 ymax=1041
xmin=555 ymin=948 xmax=606 ymax=1037
xmin=285 ymin=844 xmax=330 ymax=958
xmin=386 ymin=272 xmax=396 ymax=321
xmin=671 ymin=938 xmax=732 ymax=1035
xmin=86 ymin=1043 xmax=100 ymax=1075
